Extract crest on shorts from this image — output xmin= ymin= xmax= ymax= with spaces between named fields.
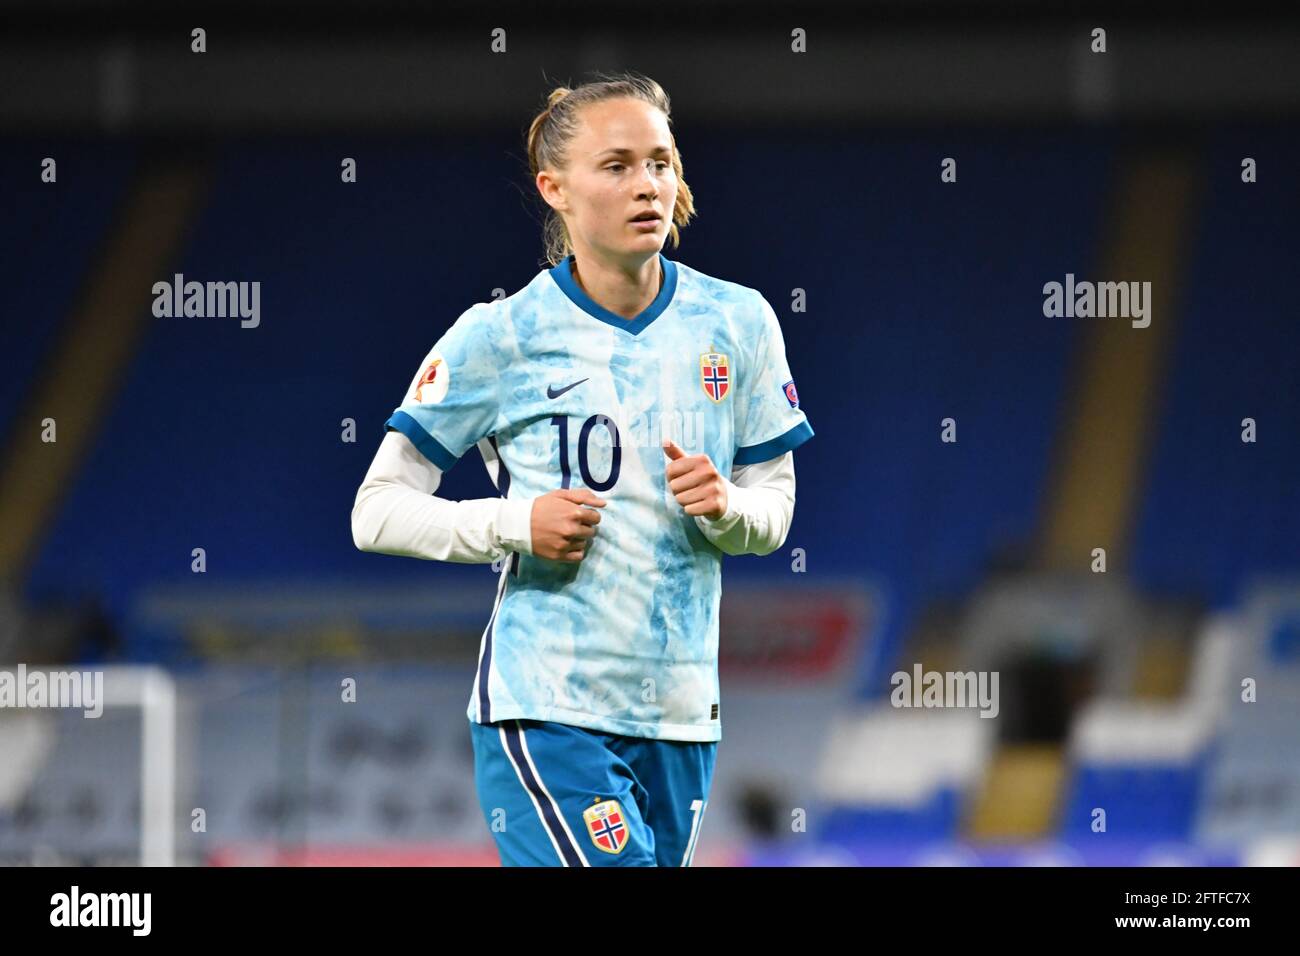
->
xmin=583 ymin=798 xmax=629 ymax=854
xmin=411 ymin=352 xmax=448 ymax=404
xmin=700 ymin=350 xmax=730 ymax=403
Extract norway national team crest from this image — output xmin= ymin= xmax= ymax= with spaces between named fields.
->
xmin=700 ymin=350 xmax=730 ymax=403
xmin=583 ymin=799 xmax=629 ymax=854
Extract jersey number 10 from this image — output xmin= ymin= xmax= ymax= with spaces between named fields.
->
xmin=550 ymin=414 xmax=621 ymax=492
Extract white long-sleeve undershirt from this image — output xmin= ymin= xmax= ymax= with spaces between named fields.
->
xmin=351 ymin=430 xmax=796 ymax=563
xmin=693 ymin=450 xmax=796 ymax=556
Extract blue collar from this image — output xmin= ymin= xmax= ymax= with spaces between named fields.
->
xmin=548 ymin=252 xmax=678 ymax=336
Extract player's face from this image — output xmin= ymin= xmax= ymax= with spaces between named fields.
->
xmin=549 ymin=98 xmax=678 ymax=265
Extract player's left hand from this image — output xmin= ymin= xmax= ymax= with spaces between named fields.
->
xmin=662 ymin=439 xmax=728 ymax=520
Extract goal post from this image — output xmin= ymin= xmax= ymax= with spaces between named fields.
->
xmin=0 ymin=664 xmax=179 ymax=866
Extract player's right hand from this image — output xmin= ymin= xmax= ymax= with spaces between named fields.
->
xmin=530 ymin=488 xmax=606 ymax=562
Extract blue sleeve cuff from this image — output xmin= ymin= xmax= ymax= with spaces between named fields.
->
xmin=385 ymin=410 xmax=462 ymax=472
xmin=734 ymin=419 xmax=814 ymax=466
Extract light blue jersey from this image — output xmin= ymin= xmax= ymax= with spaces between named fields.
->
xmin=386 ymin=252 xmax=814 ymax=741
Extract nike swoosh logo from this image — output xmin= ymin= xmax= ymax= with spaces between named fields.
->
xmin=547 ymin=378 xmax=589 ymax=399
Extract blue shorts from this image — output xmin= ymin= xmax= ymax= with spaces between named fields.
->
xmin=470 ymin=718 xmax=719 ymax=867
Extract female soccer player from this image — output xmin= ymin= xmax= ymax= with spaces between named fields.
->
xmin=352 ymin=72 xmax=813 ymax=866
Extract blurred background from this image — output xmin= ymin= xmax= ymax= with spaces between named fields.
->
xmin=1 ymin=0 xmax=1298 ymax=866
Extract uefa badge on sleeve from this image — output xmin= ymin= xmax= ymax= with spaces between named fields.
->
xmin=700 ymin=350 xmax=730 ymax=403
xmin=782 ymin=379 xmax=799 ymax=408
xmin=583 ymin=798 xmax=629 ymax=854
xmin=412 ymin=350 xmax=450 ymax=404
